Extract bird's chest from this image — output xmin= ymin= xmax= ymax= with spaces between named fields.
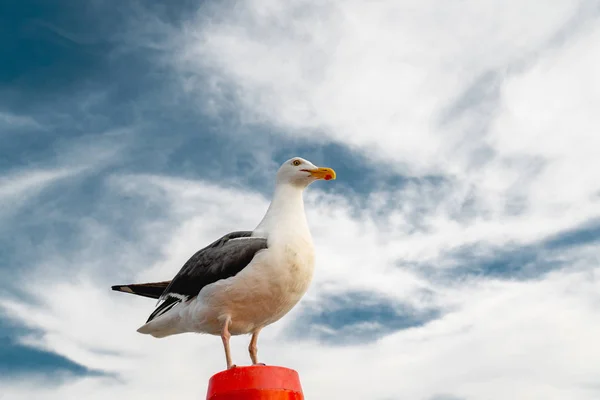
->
xmin=213 ymin=240 xmax=315 ymax=334
xmin=262 ymin=241 xmax=315 ymax=295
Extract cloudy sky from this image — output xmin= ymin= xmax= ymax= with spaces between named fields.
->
xmin=1 ymin=0 xmax=599 ymax=399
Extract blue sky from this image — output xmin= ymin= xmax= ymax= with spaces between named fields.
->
xmin=1 ymin=1 xmax=600 ymax=399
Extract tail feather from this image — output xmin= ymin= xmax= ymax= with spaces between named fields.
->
xmin=111 ymin=281 xmax=171 ymax=300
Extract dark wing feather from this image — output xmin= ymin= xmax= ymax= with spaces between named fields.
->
xmin=111 ymin=281 xmax=171 ymax=299
xmin=146 ymin=296 xmax=180 ymax=322
xmin=146 ymin=231 xmax=268 ymax=323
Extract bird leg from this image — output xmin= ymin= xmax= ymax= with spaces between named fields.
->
xmin=221 ymin=316 xmax=235 ymax=369
xmin=249 ymin=329 xmax=264 ymax=365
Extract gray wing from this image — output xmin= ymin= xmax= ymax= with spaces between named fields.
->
xmin=145 ymin=231 xmax=267 ymax=323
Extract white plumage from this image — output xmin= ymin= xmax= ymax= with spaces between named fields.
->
xmin=112 ymin=157 xmax=336 ymax=369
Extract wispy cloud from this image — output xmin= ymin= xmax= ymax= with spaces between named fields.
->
xmin=0 ymin=129 xmax=131 ymax=220
xmin=0 ymin=111 xmax=43 ymax=130
xmin=0 ymin=169 xmax=75 ymax=200
xmin=176 ymin=0 xmax=600 ymax=246
xmin=1 ymin=174 xmax=599 ymax=399
xmin=2 ymin=0 xmax=599 ymax=399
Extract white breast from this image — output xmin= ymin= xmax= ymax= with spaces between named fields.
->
xmin=187 ymin=237 xmax=315 ymax=336
xmin=185 ymin=181 xmax=317 ymax=335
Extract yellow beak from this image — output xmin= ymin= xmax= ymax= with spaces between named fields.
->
xmin=306 ymin=167 xmax=336 ymax=181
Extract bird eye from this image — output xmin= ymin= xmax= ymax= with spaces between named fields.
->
xmin=292 ymin=159 xmax=302 ymax=166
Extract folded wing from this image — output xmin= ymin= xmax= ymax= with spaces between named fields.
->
xmin=116 ymin=231 xmax=268 ymax=324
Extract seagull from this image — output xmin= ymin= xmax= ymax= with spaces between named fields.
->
xmin=111 ymin=157 xmax=336 ymax=369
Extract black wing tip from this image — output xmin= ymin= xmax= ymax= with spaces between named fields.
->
xmin=111 ymin=285 xmax=133 ymax=293
xmin=110 ymin=282 xmax=171 ymax=300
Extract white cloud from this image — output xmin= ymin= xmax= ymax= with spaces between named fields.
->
xmin=177 ymin=0 xmax=600 ymax=247
xmin=0 ymin=168 xmax=78 ymax=212
xmin=3 ymin=0 xmax=600 ymax=399
xmin=0 ymin=129 xmax=133 ymax=219
xmin=1 ymin=174 xmax=599 ymax=399
xmin=179 ymin=0 xmax=581 ymax=169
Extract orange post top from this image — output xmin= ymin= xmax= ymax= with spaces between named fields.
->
xmin=206 ymin=365 xmax=304 ymax=400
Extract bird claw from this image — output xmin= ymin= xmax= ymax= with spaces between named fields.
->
xmin=253 ymin=363 xmax=266 ymax=366
xmin=228 ymin=364 xmax=237 ymax=370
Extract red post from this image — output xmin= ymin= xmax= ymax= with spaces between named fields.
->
xmin=206 ymin=365 xmax=304 ymax=400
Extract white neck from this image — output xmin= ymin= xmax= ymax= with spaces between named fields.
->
xmin=254 ymin=183 xmax=310 ymax=239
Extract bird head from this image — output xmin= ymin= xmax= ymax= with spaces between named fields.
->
xmin=276 ymin=157 xmax=336 ymax=188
